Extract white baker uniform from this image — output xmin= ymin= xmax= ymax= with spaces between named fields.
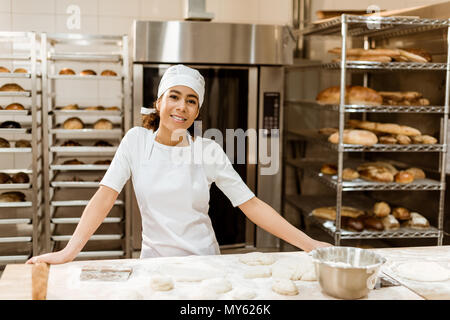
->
xmin=100 ymin=126 xmax=255 ymax=258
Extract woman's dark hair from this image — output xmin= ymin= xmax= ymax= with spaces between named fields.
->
xmin=142 ymin=99 xmax=160 ymax=131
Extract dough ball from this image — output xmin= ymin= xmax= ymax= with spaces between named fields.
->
xmin=243 ymin=266 xmax=271 ymax=279
xmin=150 ymin=275 xmax=174 ymax=291
xmin=272 ymin=257 xmax=315 ymax=281
xmin=271 ymin=279 xmax=299 ymax=296
xmin=395 ymin=262 xmax=449 ymax=282
xmin=231 ymin=288 xmax=256 ymax=300
xmin=238 ymin=252 xmax=276 ymax=266
xmin=201 ymin=278 xmax=232 ymax=294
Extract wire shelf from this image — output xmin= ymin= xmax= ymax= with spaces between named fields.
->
xmin=322 ymin=61 xmax=447 ymax=71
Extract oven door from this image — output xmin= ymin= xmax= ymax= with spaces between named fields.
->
xmin=132 ymin=63 xmax=258 ymax=251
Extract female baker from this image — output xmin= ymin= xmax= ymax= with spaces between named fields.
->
xmin=27 ymin=65 xmax=331 ymax=264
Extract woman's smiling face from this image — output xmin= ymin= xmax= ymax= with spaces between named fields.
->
xmin=157 ymin=85 xmax=200 ymax=133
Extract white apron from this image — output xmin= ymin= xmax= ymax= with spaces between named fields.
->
xmin=133 ymin=129 xmax=220 ymax=258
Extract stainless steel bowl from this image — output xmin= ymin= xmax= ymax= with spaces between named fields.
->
xmin=310 ymin=247 xmax=386 ymax=299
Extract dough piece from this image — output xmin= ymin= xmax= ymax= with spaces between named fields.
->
xmin=272 ymin=279 xmax=299 ymax=296
xmin=239 ymin=252 xmax=275 ymax=266
xmin=373 ymin=202 xmax=391 ymax=218
xmin=272 ymin=257 xmax=315 ymax=281
xmin=395 ymin=262 xmax=449 ymax=282
xmin=231 ymin=288 xmax=256 ymax=300
xmin=328 ymin=129 xmax=378 ymax=146
xmin=382 ymin=215 xmax=400 ymax=230
xmin=405 ymin=167 xmax=426 ymax=180
xmin=403 ymin=212 xmax=430 ymax=229
xmin=243 ymin=266 xmax=271 ymax=279
xmin=342 ymin=168 xmax=359 ymax=181
xmin=392 ymin=207 xmax=411 ymax=220
xmin=300 ymin=268 xmax=317 ymax=281
xmin=321 ymin=164 xmax=337 ymax=175
xmin=150 ymin=275 xmax=174 ymax=291
xmin=312 ymin=206 xmax=364 ymax=220
xmin=93 ymin=119 xmax=113 ymax=130
xmin=59 ymin=68 xmax=76 ymax=75
xmin=201 ymin=278 xmax=232 ymax=294
xmin=63 ymin=117 xmax=84 ymax=130
xmin=394 ymin=171 xmax=414 ymax=184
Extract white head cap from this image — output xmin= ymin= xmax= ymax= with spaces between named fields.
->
xmin=157 ymin=64 xmax=205 ymax=108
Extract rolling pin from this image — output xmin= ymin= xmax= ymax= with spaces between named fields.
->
xmin=32 ymin=262 xmax=49 ymax=300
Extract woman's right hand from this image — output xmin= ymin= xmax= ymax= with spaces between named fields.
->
xmin=26 ymin=250 xmax=74 ymax=265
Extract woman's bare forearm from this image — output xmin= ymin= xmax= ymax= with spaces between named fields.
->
xmin=61 ymin=186 xmax=118 ymax=259
xmin=239 ymin=197 xmax=331 ymax=252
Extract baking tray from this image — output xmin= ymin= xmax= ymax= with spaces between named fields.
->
xmin=0 ymin=183 xmax=31 ymax=190
xmin=52 ymin=109 xmax=122 ymax=116
xmin=48 ymin=74 xmax=122 ymax=81
xmin=0 ymin=73 xmax=31 ymax=78
xmin=0 ymin=147 xmax=32 ymax=153
xmin=0 ymin=128 xmax=29 ymax=134
xmin=0 ymin=201 xmax=32 ymax=208
xmin=0 ymin=218 xmax=31 ymax=225
xmin=0 ymin=91 xmax=31 ymax=97
xmin=0 ymin=109 xmax=30 ymax=116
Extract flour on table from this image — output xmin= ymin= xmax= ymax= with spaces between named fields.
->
xmin=395 ymin=262 xmax=450 ymax=282
xmin=201 ymin=278 xmax=232 ymax=294
xmin=272 ymin=257 xmax=316 ymax=281
xmin=158 ymin=261 xmax=224 ymax=282
xmin=231 ymin=288 xmax=256 ymax=300
xmin=272 ymin=279 xmax=299 ymax=296
xmin=243 ymin=266 xmax=271 ymax=279
xmin=108 ymin=289 xmax=144 ymax=300
xmin=239 ymin=252 xmax=276 ymax=266
xmin=150 ymin=275 xmax=174 ymax=291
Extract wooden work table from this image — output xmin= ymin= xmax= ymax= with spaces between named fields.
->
xmin=0 ymin=246 xmax=448 ymax=300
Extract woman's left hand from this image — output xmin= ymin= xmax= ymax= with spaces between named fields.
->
xmin=305 ymin=240 xmax=334 ymax=252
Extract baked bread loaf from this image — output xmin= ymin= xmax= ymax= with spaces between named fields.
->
xmin=405 ymin=167 xmax=426 ymax=180
xmin=382 ymin=215 xmax=400 ymax=230
xmin=0 ymin=191 xmax=25 ymax=202
xmin=403 ymin=212 xmax=430 ymax=229
xmin=342 ymin=217 xmax=364 ymax=232
xmin=0 ymin=83 xmax=25 ymax=91
xmin=59 ymin=68 xmax=76 ymax=75
xmin=332 ymin=55 xmax=392 ymax=63
xmin=5 ymin=103 xmax=25 ymax=110
xmin=398 ymin=48 xmax=432 ymax=63
xmin=394 ymin=171 xmax=414 ymax=184
xmin=94 ymin=159 xmax=111 ymax=165
xmin=0 ymin=66 xmax=10 ymax=73
xmin=393 ymin=207 xmax=411 ymax=220
xmin=105 ymin=106 xmax=120 ymax=111
xmin=61 ymin=104 xmax=79 ymax=110
xmin=379 ymin=135 xmax=397 ymax=144
xmin=85 ymin=106 xmax=105 ymax=111
xmin=80 ymin=69 xmax=96 ymax=76
xmin=395 ymin=134 xmax=411 ymax=145
xmin=15 ymin=140 xmax=31 ymax=148
xmin=0 ymin=172 xmax=11 ymax=184
xmin=63 ymin=117 xmax=84 ymax=130
xmin=328 ymin=129 xmax=378 ymax=146
xmin=312 ymin=206 xmax=365 ymax=220
xmin=100 ymin=70 xmax=117 ymax=76
xmin=358 ymin=166 xmax=394 ymax=183
xmin=362 ymin=216 xmax=384 ymax=231
xmin=0 ymin=121 xmax=21 ymax=128
xmin=316 ymin=86 xmax=382 ymax=106
xmin=63 ymin=159 xmax=85 ymax=165
xmin=13 ymin=68 xmax=27 ymax=73
xmin=373 ymin=201 xmax=391 ymax=218
xmin=342 ymin=168 xmax=359 ymax=181
xmin=94 ymin=140 xmax=113 ymax=147
xmin=321 ymin=164 xmax=337 ymax=175
xmin=357 ymin=162 xmax=398 ymax=175
xmin=348 ymin=119 xmax=421 ymax=137
xmin=412 ymin=135 xmax=437 ymax=145
xmin=0 ymin=137 xmax=10 ymax=148
xmin=11 ymin=172 xmax=29 ymax=183
xmin=93 ymin=119 xmax=113 ymax=130
xmin=61 ymin=140 xmax=82 ymax=147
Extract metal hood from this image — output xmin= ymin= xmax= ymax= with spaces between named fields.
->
xmin=132 ymin=20 xmax=294 ymax=65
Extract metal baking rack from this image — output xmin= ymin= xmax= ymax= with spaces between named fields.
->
xmin=283 ymin=15 xmax=449 ymax=246
xmin=41 ymin=33 xmax=131 ymax=260
xmin=0 ymin=32 xmax=44 ymax=265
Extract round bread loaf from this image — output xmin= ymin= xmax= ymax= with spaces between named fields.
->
xmin=395 ymin=134 xmax=411 ymax=145
xmin=357 ymin=162 xmax=398 ymax=175
xmin=93 ymin=119 xmax=113 ymax=130
xmin=394 ymin=171 xmax=414 ymax=184
xmin=100 ymin=70 xmax=117 ymax=76
xmin=0 ymin=137 xmax=10 ymax=148
xmin=379 ymin=135 xmax=397 ymax=144
xmin=11 ymin=172 xmax=29 ymax=184
xmin=94 ymin=140 xmax=112 ymax=147
xmin=405 ymin=167 xmax=426 ymax=180
xmin=393 ymin=207 xmax=411 ymax=220
xmin=59 ymin=68 xmax=76 ymax=75
xmin=358 ymin=166 xmax=394 ymax=183
xmin=63 ymin=159 xmax=85 ymax=165
xmin=0 ymin=83 xmax=25 ymax=92
xmin=80 ymin=69 xmax=96 ymax=76
xmin=5 ymin=103 xmax=25 ymax=110
xmin=61 ymin=140 xmax=82 ymax=147
xmin=13 ymin=68 xmax=28 ymax=73
xmin=0 ymin=172 xmax=11 ymax=184
xmin=321 ymin=164 xmax=337 ymax=175
xmin=15 ymin=140 xmax=31 ymax=148
xmin=63 ymin=117 xmax=84 ymax=130
xmin=373 ymin=202 xmax=391 ymax=218
xmin=362 ymin=216 xmax=384 ymax=231
xmin=0 ymin=121 xmax=21 ymax=128
xmin=342 ymin=168 xmax=359 ymax=181
xmin=316 ymin=86 xmax=382 ymax=106
xmin=0 ymin=191 xmax=25 ymax=202
xmin=0 ymin=66 xmax=10 ymax=73
xmin=342 ymin=217 xmax=364 ymax=232
xmin=105 ymin=106 xmax=120 ymax=111
xmin=61 ymin=104 xmax=79 ymax=110
xmin=328 ymin=129 xmax=378 ymax=146
xmin=94 ymin=159 xmax=111 ymax=165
